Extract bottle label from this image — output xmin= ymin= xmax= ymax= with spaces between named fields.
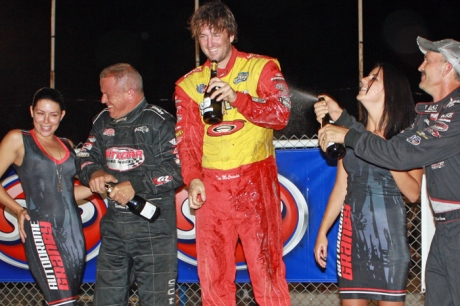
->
xmin=202 ymin=107 xmax=213 ymax=115
xmin=140 ymin=201 xmax=158 ymax=219
xmin=200 ymin=97 xmax=211 ymax=109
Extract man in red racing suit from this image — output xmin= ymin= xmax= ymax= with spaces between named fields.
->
xmin=174 ymin=2 xmax=291 ymax=305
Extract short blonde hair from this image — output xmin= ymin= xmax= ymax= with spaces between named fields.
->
xmin=100 ymin=63 xmax=143 ymax=93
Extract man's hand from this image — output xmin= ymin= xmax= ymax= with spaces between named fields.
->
xmin=106 ymin=181 xmax=135 ymax=206
xmin=188 ymin=178 xmax=206 ymax=210
xmin=89 ymin=170 xmax=118 ymax=194
xmin=208 ymin=78 xmax=237 ymax=104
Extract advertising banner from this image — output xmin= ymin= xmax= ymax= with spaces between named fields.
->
xmin=0 ymin=148 xmax=339 ymax=283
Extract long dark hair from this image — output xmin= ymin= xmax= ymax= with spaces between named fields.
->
xmin=361 ymin=63 xmax=416 ymax=139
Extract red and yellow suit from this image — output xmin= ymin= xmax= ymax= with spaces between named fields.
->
xmin=175 ymin=46 xmax=291 ymax=306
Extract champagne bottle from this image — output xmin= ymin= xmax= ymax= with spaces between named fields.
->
xmin=319 ymin=97 xmax=346 ymax=159
xmin=105 ymin=183 xmax=160 ymax=222
xmin=202 ymin=60 xmax=223 ymax=124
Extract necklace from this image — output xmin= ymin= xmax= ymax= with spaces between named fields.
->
xmin=56 ymin=160 xmax=63 ymax=193
xmin=36 ymin=134 xmax=64 ymax=192
xmin=51 ymin=144 xmax=63 ymax=193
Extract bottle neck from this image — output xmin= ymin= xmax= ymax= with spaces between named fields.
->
xmin=322 ymin=113 xmax=332 ymax=127
xmin=210 ymin=61 xmax=218 ymax=79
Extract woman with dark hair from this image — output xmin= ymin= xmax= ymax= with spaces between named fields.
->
xmin=0 ymin=87 xmax=92 ymax=305
xmin=313 ymin=63 xmax=423 ymax=306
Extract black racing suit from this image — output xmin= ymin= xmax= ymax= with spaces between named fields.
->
xmin=338 ymin=87 xmax=460 ymax=305
xmin=76 ymin=99 xmax=183 ymax=305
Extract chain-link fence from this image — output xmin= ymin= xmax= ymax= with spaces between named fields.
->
xmin=0 ymin=136 xmax=425 ymax=305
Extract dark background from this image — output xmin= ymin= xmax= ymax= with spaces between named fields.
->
xmin=1 ymin=0 xmax=459 ymax=144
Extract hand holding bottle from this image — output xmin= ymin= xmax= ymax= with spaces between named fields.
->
xmin=317 ymin=97 xmax=346 ymax=159
xmin=105 ymin=182 xmax=160 ymax=222
xmin=202 ymin=60 xmax=223 ymax=124
xmin=104 ymin=181 xmax=135 ymax=206
xmin=318 ymin=123 xmax=348 ymax=159
xmin=314 ymin=95 xmax=343 ymax=123
xmin=207 ymin=78 xmax=237 ymax=104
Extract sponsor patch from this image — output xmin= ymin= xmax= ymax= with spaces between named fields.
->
xmin=196 ymin=83 xmax=206 ymax=94
xmin=407 ymin=135 xmax=421 ymax=145
xmin=153 ymin=175 xmax=173 ymax=186
xmin=76 ymin=152 xmax=90 ymax=158
xmin=150 ymin=105 xmax=164 ymax=114
xmin=431 ymin=121 xmax=448 ymax=132
xmin=416 ymin=131 xmax=429 ymax=139
xmin=206 ymin=120 xmax=246 ymax=136
xmin=425 ymin=104 xmax=438 ymax=112
xmin=423 ymin=127 xmax=440 ymax=138
xmin=233 ymin=72 xmax=249 ymax=84
xmin=82 ymin=142 xmax=93 ymax=151
xmin=103 ymin=128 xmax=115 ymax=136
xmin=251 ymin=97 xmax=266 ymax=103
xmin=216 ymin=174 xmax=240 ymax=180
xmin=280 ymin=96 xmax=292 ymax=109
xmin=271 ymin=73 xmax=286 ymax=82
xmin=114 ymin=117 xmax=127 ymax=123
xmin=445 ymin=98 xmax=460 ymax=108
xmin=134 ymin=126 xmax=149 ymax=133
xmin=438 ymin=112 xmax=454 ymax=122
xmin=106 ymin=147 xmax=145 ymax=171
xmin=431 ymin=161 xmax=445 ymax=170
xmin=430 ymin=113 xmax=439 ymax=121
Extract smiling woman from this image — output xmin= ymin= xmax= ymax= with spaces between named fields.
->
xmin=0 ymin=88 xmax=93 ymax=306
xmin=314 ymin=63 xmax=423 ymax=305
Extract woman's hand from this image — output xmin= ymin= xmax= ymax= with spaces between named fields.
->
xmin=314 ymin=234 xmax=329 ymax=269
xmin=314 ymin=95 xmax=343 ymax=123
xmin=318 ymin=124 xmax=349 ymax=152
xmin=15 ymin=206 xmax=30 ymax=243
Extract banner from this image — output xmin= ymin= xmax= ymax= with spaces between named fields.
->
xmin=0 ymin=148 xmax=339 ymax=283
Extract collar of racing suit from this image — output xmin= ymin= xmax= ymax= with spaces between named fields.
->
xmin=111 ymin=98 xmax=147 ymax=124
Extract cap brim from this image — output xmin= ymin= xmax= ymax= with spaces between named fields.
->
xmin=417 ymin=36 xmax=438 ymax=54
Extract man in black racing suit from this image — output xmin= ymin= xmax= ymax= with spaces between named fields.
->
xmin=76 ymin=63 xmax=183 ymax=305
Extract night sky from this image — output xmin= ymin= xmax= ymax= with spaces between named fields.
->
xmin=1 ymin=0 xmax=460 ymax=143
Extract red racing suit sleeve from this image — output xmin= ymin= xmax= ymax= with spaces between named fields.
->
xmin=231 ymin=60 xmax=291 ymax=130
xmin=174 ymin=86 xmax=205 ymax=186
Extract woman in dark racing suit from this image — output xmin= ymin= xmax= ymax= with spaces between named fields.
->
xmin=0 ymin=88 xmax=93 ymax=306
xmin=314 ymin=63 xmax=423 ymax=306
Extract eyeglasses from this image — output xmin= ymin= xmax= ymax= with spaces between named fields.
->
xmin=365 ymin=66 xmax=382 ymax=95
